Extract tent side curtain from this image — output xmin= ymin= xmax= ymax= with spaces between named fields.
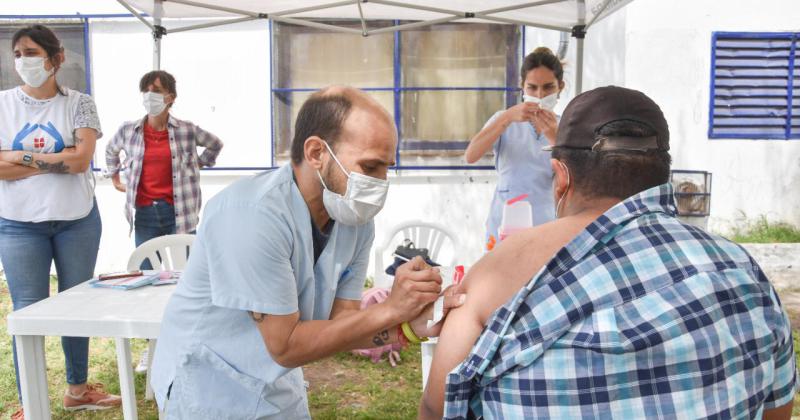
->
xmin=709 ymin=32 xmax=799 ymax=139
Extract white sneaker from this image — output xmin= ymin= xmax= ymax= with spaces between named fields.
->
xmin=135 ymin=347 xmax=149 ymax=373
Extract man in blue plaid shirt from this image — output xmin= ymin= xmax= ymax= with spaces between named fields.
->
xmin=421 ymin=86 xmax=796 ymax=419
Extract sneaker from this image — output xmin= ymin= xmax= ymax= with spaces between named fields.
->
xmin=135 ymin=347 xmax=150 ymax=373
xmin=11 ymin=407 xmax=24 ymax=420
xmin=63 ymin=383 xmax=122 ymax=411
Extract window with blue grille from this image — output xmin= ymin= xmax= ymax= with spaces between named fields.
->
xmin=709 ymin=32 xmax=799 ymax=139
xmin=271 ymin=21 xmax=521 ymax=169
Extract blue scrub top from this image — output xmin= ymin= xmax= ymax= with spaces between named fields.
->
xmin=150 ymin=164 xmax=374 ymax=419
xmin=485 ymin=110 xmax=556 ymax=243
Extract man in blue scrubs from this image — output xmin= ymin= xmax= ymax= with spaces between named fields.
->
xmin=151 ymin=86 xmax=460 ymax=418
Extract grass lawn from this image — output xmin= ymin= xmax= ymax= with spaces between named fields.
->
xmin=1 ymin=276 xmax=799 ymax=419
xmin=0 ymin=276 xmax=423 ymax=419
xmin=732 ymin=216 xmax=800 ymax=243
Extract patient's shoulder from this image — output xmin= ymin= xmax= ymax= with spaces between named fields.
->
xmin=463 ymin=217 xmax=590 ymax=324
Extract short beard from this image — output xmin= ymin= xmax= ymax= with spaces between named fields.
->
xmin=322 ymin=159 xmax=345 ymax=196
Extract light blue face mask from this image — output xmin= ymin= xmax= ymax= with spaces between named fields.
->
xmin=316 ymin=141 xmax=389 ymax=226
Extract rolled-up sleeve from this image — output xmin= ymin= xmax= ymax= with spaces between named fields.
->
xmin=105 ymin=124 xmax=127 ymax=174
xmin=204 ymin=201 xmax=299 ymax=315
xmin=195 ymin=125 xmax=223 ymax=168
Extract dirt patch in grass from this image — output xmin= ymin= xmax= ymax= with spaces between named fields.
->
xmin=305 ymin=356 xmax=364 ymax=392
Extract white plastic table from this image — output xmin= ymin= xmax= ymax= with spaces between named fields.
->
xmin=6 ymin=281 xmax=176 ymax=420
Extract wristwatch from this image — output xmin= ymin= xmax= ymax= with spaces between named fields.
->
xmin=21 ymin=152 xmax=33 ymax=166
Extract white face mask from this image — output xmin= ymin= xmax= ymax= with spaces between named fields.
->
xmin=15 ymin=56 xmax=54 ymax=88
xmin=317 ymin=141 xmax=389 ymax=226
xmin=523 ymin=92 xmax=559 ymax=111
xmin=143 ymin=92 xmax=168 ymax=116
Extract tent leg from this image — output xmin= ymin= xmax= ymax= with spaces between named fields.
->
xmin=572 ymin=25 xmax=586 ymax=94
xmin=153 ymin=0 xmax=164 ymax=70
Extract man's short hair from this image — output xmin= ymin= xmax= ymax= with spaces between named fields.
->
xmin=552 ymin=120 xmax=672 ymax=200
xmin=139 ymin=70 xmax=177 ymax=97
xmin=291 ymin=86 xmax=394 ymax=165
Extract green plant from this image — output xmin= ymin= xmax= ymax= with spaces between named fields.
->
xmin=731 ymin=216 xmax=800 ymax=243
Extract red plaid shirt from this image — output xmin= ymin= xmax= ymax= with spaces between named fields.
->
xmin=105 ymin=115 xmax=223 ymax=234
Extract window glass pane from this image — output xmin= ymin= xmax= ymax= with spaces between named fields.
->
xmin=273 ymin=21 xmax=394 ymax=89
xmin=400 ymin=90 xmax=507 ymax=166
xmin=0 ymin=23 xmax=87 ymax=92
xmin=272 ymin=90 xmax=394 ymax=164
xmin=400 ymin=22 xmax=520 ymax=88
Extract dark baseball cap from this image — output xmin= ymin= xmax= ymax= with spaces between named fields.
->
xmin=543 ymin=86 xmax=669 ymax=152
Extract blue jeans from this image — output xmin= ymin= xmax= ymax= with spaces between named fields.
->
xmin=0 ymin=200 xmax=102 ymax=402
xmin=134 ymin=200 xmax=177 ymax=269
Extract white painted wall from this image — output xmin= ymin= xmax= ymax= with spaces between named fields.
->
xmin=622 ymin=0 xmax=800 ymax=233
xmin=89 ymin=19 xmax=271 ymax=273
xmin=81 ymin=1 xmax=799 ymax=275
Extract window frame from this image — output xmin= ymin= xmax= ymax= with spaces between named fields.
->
xmin=708 ymin=31 xmax=798 ymax=140
xmin=270 ymin=20 xmax=525 ymax=170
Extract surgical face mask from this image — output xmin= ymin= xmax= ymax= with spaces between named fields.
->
xmin=523 ymin=92 xmax=559 ymax=111
xmin=15 ymin=56 xmax=54 ymax=88
xmin=317 ymin=141 xmax=389 ymax=226
xmin=143 ymin=92 xmax=167 ymax=117
xmin=554 ymin=160 xmax=570 ymax=218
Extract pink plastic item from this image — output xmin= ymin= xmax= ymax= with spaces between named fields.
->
xmin=454 ymin=266 xmax=465 ymax=285
xmin=351 ymin=288 xmax=403 ymax=366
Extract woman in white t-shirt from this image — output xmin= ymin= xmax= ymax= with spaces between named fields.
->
xmin=0 ymin=25 xmax=121 ymax=417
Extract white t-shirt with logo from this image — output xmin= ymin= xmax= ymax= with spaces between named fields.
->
xmin=0 ymin=87 xmax=102 ymax=222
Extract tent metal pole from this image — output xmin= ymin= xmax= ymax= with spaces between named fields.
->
xmin=153 ymin=0 xmax=163 ymax=70
xmin=473 ymin=14 xmax=569 ymax=32
xmin=367 ymin=0 xmax=463 ymax=18
xmin=269 ymin=0 xmax=357 ymax=17
xmin=575 ymin=34 xmax=584 ymax=94
xmin=478 ymin=0 xmax=568 ymax=15
xmin=163 ymin=0 xmax=260 ymax=17
xmin=355 ymin=0 xmax=368 ymax=36
xmin=368 ymin=16 xmax=463 ymax=35
xmin=116 ymin=0 xmax=154 ymax=30
xmin=271 ymin=16 xmax=364 ymax=35
xmin=573 ymin=0 xmax=586 ymax=94
xmin=585 ymin=0 xmax=613 ymax=29
xmin=167 ymin=16 xmax=260 ymax=33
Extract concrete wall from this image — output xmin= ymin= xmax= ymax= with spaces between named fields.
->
xmin=623 ymin=0 xmax=800 ymax=233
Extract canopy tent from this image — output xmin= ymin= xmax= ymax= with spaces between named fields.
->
xmin=3 ymin=0 xmax=634 ymax=93
xmin=117 ymin=0 xmax=634 ymax=93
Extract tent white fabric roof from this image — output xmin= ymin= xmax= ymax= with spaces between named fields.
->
xmin=4 ymin=0 xmax=635 ymax=93
xmin=121 ymin=0 xmax=633 ymax=33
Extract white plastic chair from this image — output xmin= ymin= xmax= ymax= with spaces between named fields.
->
xmin=127 ymin=233 xmax=195 ymax=272
xmin=373 ymin=220 xmax=457 ymax=288
xmin=125 ymin=234 xmax=195 ymax=401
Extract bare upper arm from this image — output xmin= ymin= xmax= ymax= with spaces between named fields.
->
xmin=420 ymin=218 xmax=594 ymax=417
xmin=420 ymin=286 xmax=486 ymax=419
xmin=330 ymin=298 xmax=361 ymax=320
xmin=251 ymin=311 xmax=301 ymax=367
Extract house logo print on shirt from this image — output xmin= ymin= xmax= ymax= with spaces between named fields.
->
xmin=13 ymin=122 xmax=65 ymax=153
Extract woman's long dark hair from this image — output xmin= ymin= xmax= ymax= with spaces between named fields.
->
xmin=12 ymin=24 xmax=65 ymax=95
xmin=521 ymin=46 xmax=564 ymax=84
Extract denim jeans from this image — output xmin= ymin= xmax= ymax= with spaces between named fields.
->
xmin=0 ymin=200 xmax=102 ymax=402
xmin=134 ymin=200 xmax=177 ymax=269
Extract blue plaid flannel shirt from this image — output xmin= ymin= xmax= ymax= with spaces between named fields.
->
xmin=444 ymin=183 xmax=797 ymax=419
